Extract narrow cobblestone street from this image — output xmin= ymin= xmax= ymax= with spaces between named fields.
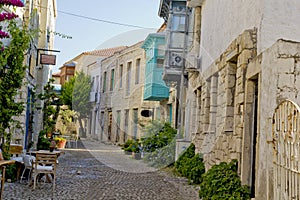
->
xmin=4 ymin=141 xmax=199 ymax=200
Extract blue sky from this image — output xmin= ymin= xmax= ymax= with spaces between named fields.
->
xmin=54 ymin=0 xmax=164 ymax=71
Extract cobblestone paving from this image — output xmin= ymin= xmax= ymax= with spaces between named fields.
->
xmin=3 ymin=141 xmax=200 ymax=200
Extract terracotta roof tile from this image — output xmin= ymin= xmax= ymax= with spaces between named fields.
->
xmin=83 ymin=46 xmax=128 ymax=57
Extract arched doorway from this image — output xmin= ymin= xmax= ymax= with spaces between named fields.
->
xmin=273 ymin=99 xmax=300 ymax=199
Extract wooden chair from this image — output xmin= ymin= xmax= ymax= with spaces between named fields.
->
xmin=9 ymin=144 xmax=23 ymax=180
xmin=32 ymin=152 xmax=57 ymax=191
xmin=0 ymin=160 xmax=15 ymax=200
xmin=9 ymin=144 xmax=23 ymax=157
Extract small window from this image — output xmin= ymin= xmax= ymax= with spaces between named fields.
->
xmin=103 ymin=72 xmax=107 ymax=93
xmin=171 ymin=15 xmax=186 ymax=32
xmin=135 ymin=59 xmax=141 ymax=84
xmin=157 ymin=59 xmax=164 ymax=68
xmin=126 ymin=62 xmax=132 ymax=96
xmin=119 ymin=64 xmax=123 ymax=88
xmin=110 ymin=69 xmax=115 ymax=91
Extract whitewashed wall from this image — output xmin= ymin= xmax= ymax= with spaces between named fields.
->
xmin=199 ymin=0 xmax=300 ymax=72
xmin=259 ymin=0 xmax=300 ymax=54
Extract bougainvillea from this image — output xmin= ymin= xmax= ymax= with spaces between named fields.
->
xmin=0 ymin=30 xmax=9 ymax=38
xmin=0 ymin=0 xmax=30 ymax=159
xmin=0 ymin=12 xmax=17 ymax=21
xmin=0 ymin=0 xmax=23 ymax=7
xmin=0 ymin=0 xmax=23 ymax=39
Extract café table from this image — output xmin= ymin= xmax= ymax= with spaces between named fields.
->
xmin=28 ymin=149 xmax=64 ymax=157
xmin=0 ymin=160 xmax=16 ymax=200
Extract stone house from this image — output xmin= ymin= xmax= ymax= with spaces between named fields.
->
xmin=98 ymin=41 xmax=169 ymax=144
xmin=60 ymin=46 xmax=127 ymax=139
xmin=58 ymin=61 xmax=75 ymax=85
xmin=159 ymin=0 xmax=300 ymax=199
xmin=86 ymin=46 xmax=127 ymax=139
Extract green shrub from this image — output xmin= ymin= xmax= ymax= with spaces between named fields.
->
xmin=199 ymin=159 xmax=250 ymax=200
xmin=142 ymin=122 xmax=177 ymax=168
xmin=142 ymin=122 xmax=176 ymax=153
xmin=37 ymin=134 xmax=50 ymax=150
xmin=143 ymin=139 xmax=175 ymax=168
xmin=5 ymin=164 xmax=17 ymax=182
xmin=122 ymin=139 xmax=134 ymax=150
xmin=124 ymin=140 xmax=140 ymax=153
xmin=174 ymin=143 xmax=205 ymax=184
xmin=175 ymin=143 xmax=196 ymax=174
xmin=131 ymin=140 xmax=141 ymax=153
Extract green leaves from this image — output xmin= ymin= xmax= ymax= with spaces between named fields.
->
xmin=61 ymin=75 xmax=75 ymax=109
xmin=175 ymin=143 xmax=205 ymax=184
xmin=141 ymin=122 xmax=177 ymax=168
xmin=142 ymin=122 xmax=176 ymax=152
xmin=0 ymin=14 xmax=30 ymax=155
xmin=199 ymin=160 xmax=250 ymax=200
xmin=72 ymin=71 xmax=92 ymax=119
xmin=37 ymin=79 xmax=60 ymax=145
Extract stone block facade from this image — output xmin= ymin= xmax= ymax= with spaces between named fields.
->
xmin=190 ymin=29 xmax=257 ymax=169
xmin=187 ymin=27 xmax=300 ymax=199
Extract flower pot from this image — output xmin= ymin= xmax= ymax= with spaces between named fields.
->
xmin=57 ymin=140 xmax=66 ymax=149
xmin=124 ymin=151 xmax=132 ymax=155
xmin=49 ymin=146 xmax=55 ymax=152
xmin=132 ymin=152 xmax=141 ymax=160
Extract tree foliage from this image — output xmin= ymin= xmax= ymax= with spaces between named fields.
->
xmin=37 ymin=79 xmax=61 ymax=150
xmin=72 ymin=71 xmax=92 ymax=136
xmin=61 ymin=75 xmax=75 ymax=109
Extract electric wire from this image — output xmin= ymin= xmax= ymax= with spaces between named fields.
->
xmin=57 ymin=10 xmax=156 ymax=30
xmin=34 ymin=4 xmax=157 ymax=30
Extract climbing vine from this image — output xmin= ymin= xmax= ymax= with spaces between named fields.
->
xmin=0 ymin=0 xmax=30 ymax=158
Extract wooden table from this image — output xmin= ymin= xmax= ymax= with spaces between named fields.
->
xmin=28 ymin=150 xmax=64 ymax=156
xmin=0 ymin=160 xmax=16 ymax=200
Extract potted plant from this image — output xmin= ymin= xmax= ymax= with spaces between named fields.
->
xmin=131 ymin=141 xmax=141 ymax=160
xmin=122 ymin=139 xmax=134 ymax=155
xmin=49 ymin=140 xmax=56 ymax=152
xmin=37 ymin=80 xmax=61 ymax=150
xmin=54 ymin=137 xmax=67 ymax=149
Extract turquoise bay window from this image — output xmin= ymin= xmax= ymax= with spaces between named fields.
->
xmin=142 ymin=33 xmax=169 ymax=101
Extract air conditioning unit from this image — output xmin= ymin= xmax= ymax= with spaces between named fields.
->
xmin=170 ymin=52 xmax=183 ymax=67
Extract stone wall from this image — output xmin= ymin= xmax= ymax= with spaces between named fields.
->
xmin=247 ymin=39 xmax=300 ymax=200
xmin=189 ymin=27 xmax=300 ymax=199
xmin=191 ymin=29 xmax=257 ymax=169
